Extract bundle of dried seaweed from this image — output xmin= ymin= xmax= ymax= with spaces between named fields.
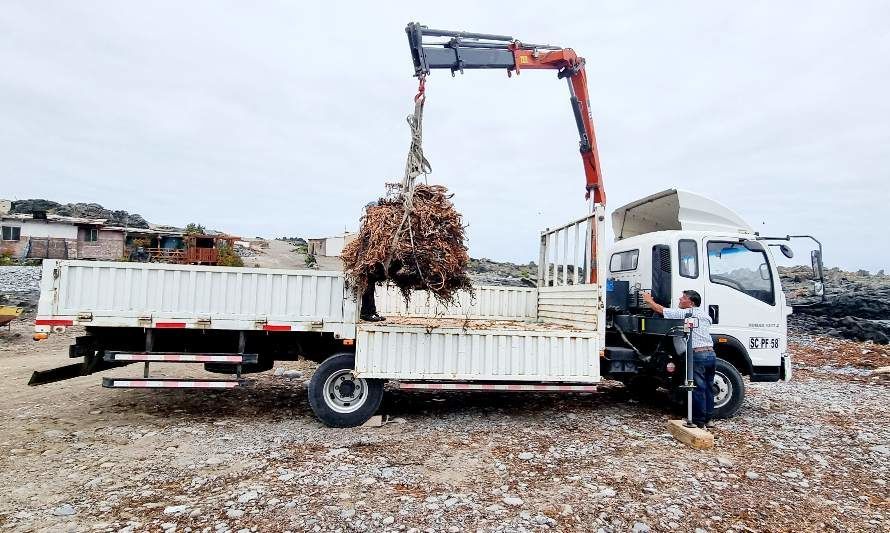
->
xmin=341 ymin=184 xmax=472 ymax=304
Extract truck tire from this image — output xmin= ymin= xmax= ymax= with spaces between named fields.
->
xmin=308 ymin=353 xmax=383 ymax=428
xmin=713 ymin=358 xmax=745 ymax=419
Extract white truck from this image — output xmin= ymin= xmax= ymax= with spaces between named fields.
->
xmin=30 ymin=189 xmax=823 ymax=427
xmin=604 ymin=189 xmax=824 ymax=417
xmin=30 ymin=25 xmax=826 ymax=427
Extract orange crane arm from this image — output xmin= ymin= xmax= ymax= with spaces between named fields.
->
xmin=406 ymin=23 xmax=606 ymax=205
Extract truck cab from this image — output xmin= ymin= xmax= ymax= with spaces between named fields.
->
xmin=604 ymin=189 xmax=822 ymax=417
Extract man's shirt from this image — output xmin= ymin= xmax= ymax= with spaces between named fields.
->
xmin=663 ymin=306 xmax=714 ymax=349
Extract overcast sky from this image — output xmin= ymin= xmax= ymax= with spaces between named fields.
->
xmin=1 ymin=2 xmax=887 ymax=272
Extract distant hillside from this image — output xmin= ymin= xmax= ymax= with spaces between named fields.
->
xmin=10 ymin=199 xmax=150 ymax=228
xmin=468 ymin=258 xmax=538 ymax=286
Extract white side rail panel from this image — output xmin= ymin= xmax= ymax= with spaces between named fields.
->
xmin=375 ymin=285 xmax=537 ymax=320
xmin=35 ymin=260 xmax=356 ymax=337
xmin=355 ymin=325 xmax=600 ymax=382
xmin=537 ymin=285 xmax=599 ymax=329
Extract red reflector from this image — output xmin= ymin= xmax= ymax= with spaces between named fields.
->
xmin=263 ymin=325 xmax=291 ymax=331
xmin=666 ymin=362 xmax=676 ymax=373
xmin=35 ymin=319 xmax=74 ymax=326
xmin=155 ymin=322 xmax=186 ymax=329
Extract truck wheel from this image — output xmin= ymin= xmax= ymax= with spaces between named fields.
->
xmin=308 ymin=352 xmax=383 ymax=428
xmin=713 ymin=358 xmax=745 ymax=419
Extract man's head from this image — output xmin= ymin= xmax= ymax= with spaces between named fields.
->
xmin=678 ymin=290 xmax=702 ymax=309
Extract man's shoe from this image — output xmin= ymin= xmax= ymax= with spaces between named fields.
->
xmin=705 ymin=420 xmax=717 ymax=429
xmin=360 ymin=313 xmax=386 ymax=322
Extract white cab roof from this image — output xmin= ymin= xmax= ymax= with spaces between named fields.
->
xmin=612 ymin=189 xmax=753 ymax=239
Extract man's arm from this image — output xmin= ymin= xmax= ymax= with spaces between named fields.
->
xmin=641 ymin=291 xmax=665 ymax=315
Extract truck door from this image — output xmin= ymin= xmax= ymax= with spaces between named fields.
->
xmin=702 ymin=239 xmax=784 ymax=379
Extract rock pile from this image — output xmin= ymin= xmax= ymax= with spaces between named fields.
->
xmin=233 ymin=245 xmax=258 ymax=258
xmin=0 ymin=266 xmax=42 ymax=316
xmin=11 ymin=199 xmax=149 ymax=228
xmin=782 ymin=266 xmax=890 ymax=344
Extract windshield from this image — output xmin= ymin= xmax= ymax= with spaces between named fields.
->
xmin=707 ymin=241 xmax=775 ymax=305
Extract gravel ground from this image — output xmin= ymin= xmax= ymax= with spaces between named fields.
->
xmin=0 ymin=321 xmax=887 ymax=533
xmin=0 ymin=266 xmax=42 ymax=293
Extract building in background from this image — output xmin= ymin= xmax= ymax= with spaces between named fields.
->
xmin=307 ymin=232 xmax=356 ymax=257
xmin=1 ymin=199 xmax=240 ymax=265
xmin=0 ymin=211 xmax=124 ymax=260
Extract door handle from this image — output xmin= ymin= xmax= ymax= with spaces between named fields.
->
xmin=708 ymin=304 xmax=719 ymax=324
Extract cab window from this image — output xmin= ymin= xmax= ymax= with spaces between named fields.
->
xmin=678 ymin=239 xmax=698 ymax=278
xmin=609 ymin=249 xmax=639 ymax=272
xmin=707 ymin=241 xmax=775 ymax=305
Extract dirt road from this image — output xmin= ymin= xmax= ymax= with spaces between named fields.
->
xmin=246 ymin=240 xmax=342 ymax=271
xmin=0 ymin=320 xmax=887 ymax=532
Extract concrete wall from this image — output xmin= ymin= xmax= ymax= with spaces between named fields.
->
xmin=21 ymin=220 xmax=78 ymax=239
xmin=325 ymin=236 xmax=346 ymax=257
xmin=77 ymin=229 xmax=125 ymax=260
xmin=308 ymin=238 xmax=325 ymax=256
xmin=309 ymin=234 xmax=356 ymax=257
xmin=27 ymin=237 xmax=70 ymax=259
xmin=0 ymin=238 xmax=27 ymax=259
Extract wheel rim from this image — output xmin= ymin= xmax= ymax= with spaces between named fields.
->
xmin=323 ymin=369 xmax=368 ymax=413
xmin=712 ymin=371 xmax=733 ymax=409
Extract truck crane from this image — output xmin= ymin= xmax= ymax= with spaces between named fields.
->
xmin=27 ymin=23 xmax=826 ymax=429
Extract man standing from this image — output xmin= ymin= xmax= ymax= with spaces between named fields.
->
xmin=642 ymin=289 xmax=716 ymax=429
xmin=360 ymin=263 xmax=386 ymax=322
xmin=359 ymin=200 xmax=386 ymax=322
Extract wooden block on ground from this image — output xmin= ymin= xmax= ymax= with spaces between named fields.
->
xmin=668 ymin=419 xmax=714 ymax=449
xmin=361 ymin=415 xmax=383 ymax=428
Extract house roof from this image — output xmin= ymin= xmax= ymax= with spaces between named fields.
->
xmin=102 ymin=226 xmax=184 ymax=237
xmin=309 ymin=231 xmax=356 ymax=241
xmin=0 ymin=213 xmax=108 ymax=225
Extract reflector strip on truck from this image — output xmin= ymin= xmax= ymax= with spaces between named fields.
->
xmin=155 ymin=322 xmax=187 ymax=328
xmin=105 ymin=352 xmax=258 ymax=363
xmin=262 ymin=325 xmax=292 ymax=331
xmin=102 ymin=378 xmax=250 ymax=389
xmin=396 ymin=382 xmax=597 ymax=392
xmin=34 ymin=318 xmax=74 ymax=326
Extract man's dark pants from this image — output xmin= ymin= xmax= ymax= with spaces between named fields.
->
xmin=692 ymin=351 xmax=716 ymax=426
xmin=360 ymin=283 xmax=377 ymax=317
xmin=360 ymin=270 xmax=385 ymax=317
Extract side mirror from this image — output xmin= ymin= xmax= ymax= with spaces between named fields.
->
xmin=742 ymin=239 xmax=765 ymax=252
xmin=811 ymin=250 xmax=824 ymax=279
xmin=779 ymin=244 xmax=794 ymax=259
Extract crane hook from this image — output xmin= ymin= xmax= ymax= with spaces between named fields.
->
xmin=415 ymin=75 xmax=427 ymax=103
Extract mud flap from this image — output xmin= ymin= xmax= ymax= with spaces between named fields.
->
xmin=28 ymin=355 xmax=132 ymax=386
xmin=28 ymin=363 xmax=88 ymax=386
